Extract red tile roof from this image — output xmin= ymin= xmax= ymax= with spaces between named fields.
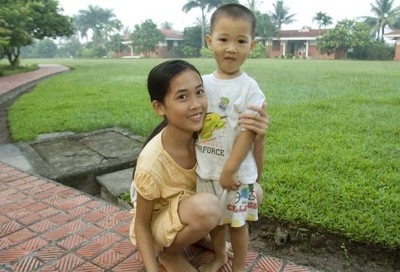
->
xmin=384 ymin=29 xmax=400 ymax=39
xmin=160 ymin=29 xmax=183 ymax=40
xmin=279 ymin=28 xmax=329 ymax=38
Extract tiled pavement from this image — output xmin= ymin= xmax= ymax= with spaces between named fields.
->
xmin=0 ymin=162 xmax=319 ymax=271
xmin=0 ymin=65 xmax=319 ymax=271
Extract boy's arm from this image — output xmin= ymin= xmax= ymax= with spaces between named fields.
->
xmin=254 ymin=134 xmax=265 ymax=181
xmin=220 ymin=130 xmax=256 ymax=191
xmin=239 ymin=102 xmax=269 ymax=181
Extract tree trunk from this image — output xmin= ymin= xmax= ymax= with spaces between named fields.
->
xmin=6 ymin=46 xmax=20 ymax=67
xmin=201 ymin=9 xmax=206 ymax=48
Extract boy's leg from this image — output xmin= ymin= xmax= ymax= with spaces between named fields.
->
xmin=199 ymin=224 xmax=228 ymax=272
xmin=230 ymin=224 xmax=249 ymax=272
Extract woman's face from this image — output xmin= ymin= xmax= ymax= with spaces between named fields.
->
xmin=156 ymin=69 xmax=207 ymax=134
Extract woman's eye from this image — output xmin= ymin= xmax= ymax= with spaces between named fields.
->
xmin=197 ymin=89 xmax=205 ymax=95
xmin=178 ymin=94 xmax=188 ymax=100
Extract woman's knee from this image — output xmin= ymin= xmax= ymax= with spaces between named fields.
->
xmin=190 ymin=193 xmax=220 ymax=229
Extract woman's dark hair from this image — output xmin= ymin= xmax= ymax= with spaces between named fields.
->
xmin=143 ymin=60 xmax=202 ymax=147
xmin=133 ymin=60 xmax=202 ymax=179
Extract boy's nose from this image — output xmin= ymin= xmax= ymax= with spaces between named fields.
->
xmin=227 ymin=43 xmax=237 ymax=53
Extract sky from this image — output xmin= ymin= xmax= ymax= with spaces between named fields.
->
xmin=58 ymin=0 xmax=377 ymax=32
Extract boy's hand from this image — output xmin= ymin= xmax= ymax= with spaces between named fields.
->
xmin=220 ymin=168 xmax=240 ymax=191
xmin=239 ymin=102 xmax=269 ymax=136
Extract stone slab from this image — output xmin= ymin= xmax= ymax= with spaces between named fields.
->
xmin=96 ymin=167 xmax=133 ymax=206
xmin=16 ymin=127 xmax=144 ymax=194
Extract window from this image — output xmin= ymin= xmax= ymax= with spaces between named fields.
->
xmin=272 ymin=41 xmax=281 ymax=51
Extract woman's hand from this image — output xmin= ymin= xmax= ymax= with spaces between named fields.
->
xmin=239 ymin=102 xmax=269 ymax=136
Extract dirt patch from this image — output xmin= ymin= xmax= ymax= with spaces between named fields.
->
xmin=249 ymin=217 xmax=400 ymax=271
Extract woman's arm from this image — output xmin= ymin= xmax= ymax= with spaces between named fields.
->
xmin=135 ymin=194 xmax=158 ymax=271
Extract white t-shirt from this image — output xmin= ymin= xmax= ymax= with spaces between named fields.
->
xmin=195 ymin=72 xmax=265 ymax=184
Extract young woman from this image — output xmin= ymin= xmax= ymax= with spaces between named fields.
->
xmin=129 ymin=60 xmax=268 ymax=272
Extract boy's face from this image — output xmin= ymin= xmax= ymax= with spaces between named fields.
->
xmin=207 ymin=16 xmax=256 ymax=79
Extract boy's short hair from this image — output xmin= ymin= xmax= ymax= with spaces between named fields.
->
xmin=210 ymin=3 xmax=257 ymax=38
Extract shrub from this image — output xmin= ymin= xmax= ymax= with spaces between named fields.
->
xmin=200 ymin=47 xmax=213 ymax=58
xmin=349 ymin=40 xmax=394 ymax=60
xmin=249 ymin=42 xmax=268 ymax=58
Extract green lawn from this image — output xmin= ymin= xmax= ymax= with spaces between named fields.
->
xmin=9 ymin=58 xmax=400 ymax=248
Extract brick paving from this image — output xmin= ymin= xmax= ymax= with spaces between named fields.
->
xmin=0 ymin=65 xmax=319 ymax=271
xmin=0 ymin=162 xmax=318 ymax=272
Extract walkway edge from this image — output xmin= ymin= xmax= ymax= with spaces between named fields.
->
xmin=0 ymin=64 xmax=70 ymax=104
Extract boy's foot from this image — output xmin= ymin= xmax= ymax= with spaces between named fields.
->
xmin=198 ymin=255 xmax=228 ymax=272
xmin=159 ymin=252 xmax=197 ymax=272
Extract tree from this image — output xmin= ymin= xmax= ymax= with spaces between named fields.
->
xmin=270 ymin=0 xmax=296 ymax=33
xmin=319 ymin=19 xmax=374 ymax=59
xmin=161 ymin=22 xmax=173 ymax=30
xmin=60 ymin=37 xmax=83 ymax=58
xmin=106 ymin=34 xmax=127 ymax=57
xmin=182 ymin=25 xmax=203 ymax=57
xmin=73 ymin=5 xmax=122 ymax=46
xmin=254 ymin=11 xmax=277 ymax=42
xmin=361 ymin=0 xmax=400 ymax=40
xmin=182 ymin=0 xmax=238 ymax=48
xmin=313 ymin=12 xmax=333 ymax=29
xmin=0 ymin=0 xmax=74 ymax=66
xmin=130 ymin=19 xmax=164 ymax=57
xmin=246 ymin=0 xmax=262 ymax=12
xmin=182 ymin=0 xmax=217 ymax=48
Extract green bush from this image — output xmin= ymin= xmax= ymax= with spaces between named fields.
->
xmin=349 ymin=40 xmax=394 ymax=60
xmin=249 ymin=42 xmax=268 ymax=58
xmin=200 ymin=47 xmax=213 ymax=58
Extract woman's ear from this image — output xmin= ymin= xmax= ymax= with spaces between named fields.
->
xmin=152 ymin=100 xmax=165 ymax=117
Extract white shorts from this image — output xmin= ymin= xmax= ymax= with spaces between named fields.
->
xmin=197 ymin=177 xmax=258 ymax=227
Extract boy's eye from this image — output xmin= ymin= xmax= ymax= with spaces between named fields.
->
xmin=239 ymin=39 xmax=248 ymax=44
xmin=218 ymin=38 xmax=227 ymax=42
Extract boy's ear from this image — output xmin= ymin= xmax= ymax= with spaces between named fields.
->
xmin=250 ymin=39 xmax=257 ymax=50
xmin=206 ymin=34 xmax=212 ymax=49
xmin=152 ymin=100 xmax=165 ymax=117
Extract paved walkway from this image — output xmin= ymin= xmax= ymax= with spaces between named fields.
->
xmin=0 ymin=65 xmax=319 ymax=271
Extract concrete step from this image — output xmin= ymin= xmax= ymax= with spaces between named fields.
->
xmin=96 ymin=167 xmax=134 ymax=210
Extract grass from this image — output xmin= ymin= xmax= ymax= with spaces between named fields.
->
xmin=8 ymin=58 xmax=400 ymax=248
xmin=0 ymin=62 xmax=39 ymax=77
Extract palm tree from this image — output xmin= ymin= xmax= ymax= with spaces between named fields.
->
xmin=362 ymin=0 xmax=400 ymax=40
xmin=74 ymin=5 xmax=121 ymax=46
xmin=313 ymin=12 xmax=332 ymax=59
xmin=270 ymin=0 xmax=296 ymax=33
xmin=246 ymin=0 xmax=262 ymax=12
xmin=313 ymin=12 xmax=333 ymax=30
xmin=161 ymin=22 xmax=173 ymax=30
xmin=182 ymin=0 xmax=219 ymax=47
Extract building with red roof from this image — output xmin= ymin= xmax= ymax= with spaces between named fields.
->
xmin=384 ymin=29 xmax=400 ymax=61
xmin=266 ymin=26 xmax=340 ymax=59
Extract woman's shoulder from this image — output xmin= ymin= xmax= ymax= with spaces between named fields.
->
xmin=137 ymin=132 xmax=163 ymax=167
